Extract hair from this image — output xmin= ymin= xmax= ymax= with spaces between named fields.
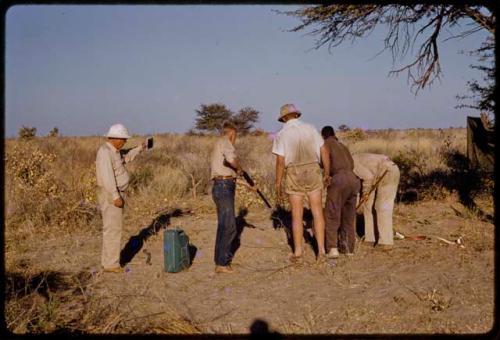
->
xmin=321 ymin=126 xmax=336 ymax=138
xmin=222 ymin=120 xmax=237 ymax=133
xmin=281 ymin=112 xmax=300 ymax=122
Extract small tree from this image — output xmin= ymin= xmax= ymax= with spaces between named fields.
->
xmin=232 ymin=107 xmax=260 ymax=134
xmin=48 ymin=127 xmax=59 ymax=137
xmin=338 ymin=124 xmax=350 ymax=132
xmin=18 ymin=126 xmax=37 ymax=139
xmin=194 ymin=103 xmax=233 ymax=134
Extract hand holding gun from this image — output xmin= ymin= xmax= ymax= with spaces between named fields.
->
xmin=356 ymin=169 xmax=389 ymax=211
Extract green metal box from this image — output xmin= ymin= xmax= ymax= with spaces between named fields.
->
xmin=163 ymin=228 xmax=190 ymax=273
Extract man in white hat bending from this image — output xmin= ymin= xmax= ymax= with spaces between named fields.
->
xmin=96 ymin=124 xmax=147 ymax=273
xmin=272 ymin=104 xmax=331 ymax=263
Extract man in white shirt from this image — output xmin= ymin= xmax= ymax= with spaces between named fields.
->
xmin=272 ymin=104 xmax=330 ymax=263
xmin=96 ymin=124 xmax=146 ymax=273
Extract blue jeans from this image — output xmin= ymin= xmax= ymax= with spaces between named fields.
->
xmin=212 ymin=179 xmax=237 ymax=266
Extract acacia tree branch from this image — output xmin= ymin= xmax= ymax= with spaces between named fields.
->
xmin=280 ymin=4 xmax=494 ymax=93
xmin=461 ymin=5 xmax=495 ymax=33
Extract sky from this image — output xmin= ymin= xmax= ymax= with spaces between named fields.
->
xmin=5 ymin=5 xmax=490 ymax=137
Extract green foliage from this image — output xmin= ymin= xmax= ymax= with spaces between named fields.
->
xmin=18 ymin=126 xmax=37 ymax=139
xmin=232 ymin=107 xmax=260 ymax=134
xmin=194 ymin=103 xmax=233 ymax=134
xmin=193 ymin=103 xmax=260 ymax=134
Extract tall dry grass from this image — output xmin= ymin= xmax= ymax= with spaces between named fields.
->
xmin=3 ymin=127 xmax=493 ymax=334
xmin=4 ymin=127 xmax=486 ymax=238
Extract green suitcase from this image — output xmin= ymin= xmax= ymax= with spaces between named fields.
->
xmin=163 ymin=228 xmax=190 ymax=273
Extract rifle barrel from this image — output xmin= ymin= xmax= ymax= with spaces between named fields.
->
xmin=242 ymin=171 xmax=272 ymax=208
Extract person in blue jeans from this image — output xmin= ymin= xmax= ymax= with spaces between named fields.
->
xmin=210 ymin=121 xmax=243 ymax=274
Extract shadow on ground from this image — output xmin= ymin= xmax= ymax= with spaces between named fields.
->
xmin=270 ymin=206 xmax=319 ymax=255
xmin=395 ymin=150 xmax=493 ymax=222
xmin=120 ymin=208 xmax=192 ymax=267
xmin=5 ymin=270 xmax=92 ymax=301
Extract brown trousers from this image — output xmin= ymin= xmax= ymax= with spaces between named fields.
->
xmin=325 ymin=171 xmax=361 ymax=253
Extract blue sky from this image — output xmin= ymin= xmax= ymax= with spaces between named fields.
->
xmin=5 ymin=5 xmax=490 ymax=137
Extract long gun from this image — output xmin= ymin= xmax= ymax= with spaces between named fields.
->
xmin=356 ymin=169 xmax=389 ymax=210
xmin=241 ymin=171 xmax=273 ymax=209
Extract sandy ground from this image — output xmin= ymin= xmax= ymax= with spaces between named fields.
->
xmin=6 ymin=195 xmax=495 ymax=335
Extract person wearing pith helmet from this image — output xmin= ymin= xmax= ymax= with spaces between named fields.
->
xmin=95 ymin=124 xmax=148 ymax=273
xmin=272 ymin=104 xmax=331 ymax=264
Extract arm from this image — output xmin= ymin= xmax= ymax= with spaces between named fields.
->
xmin=123 ymin=143 xmax=145 ymax=163
xmin=96 ymin=149 xmax=120 ymax=201
xmin=223 ymin=139 xmax=242 ymax=174
xmin=275 ymin=155 xmax=285 ymax=198
xmin=320 ymin=144 xmax=331 ymax=186
xmin=354 ymin=162 xmax=374 ymax=195
xmin=227 ymin=158 xmax=242 ymax=174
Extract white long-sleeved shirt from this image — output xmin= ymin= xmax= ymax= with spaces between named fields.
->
xmin=96 ymin=142 xmax=143 ymax=200
xmin=352 ymin=153 xmax=391 ymax=195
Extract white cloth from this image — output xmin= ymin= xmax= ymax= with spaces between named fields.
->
xmin=272 ymin=118 xmax=324 ymax=167
xmin=98 ymin=187 xmax=123 ymax=268
xmin=96 ymin=142 xmax=143 ymax=200
xmin=352 ymin=153 xmax=400 ymax=245
xmin=352 ymin=153 xmax=391 ymax=195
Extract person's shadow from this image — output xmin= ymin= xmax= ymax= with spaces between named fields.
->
xmin=230 ymin=208 xmax=258 ymax=256
xmin=120 ymin=208 xmax=193 ymax=267
xmin=249 ymin=319 xmax=282 ymax=339
xmin=270 ymin=205 xmax=318 ymax=255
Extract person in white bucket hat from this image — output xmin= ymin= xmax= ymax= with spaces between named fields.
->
xmin=95 ymin=123 xmax=147 ymax=273
xmin=272 ymin=104 xmax=331 ymax=264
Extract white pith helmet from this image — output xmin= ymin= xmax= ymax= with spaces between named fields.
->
xmin=105 ymin=124 xmax=131 ymax=139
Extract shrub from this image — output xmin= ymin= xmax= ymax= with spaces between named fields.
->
xmin=338 ymin=124 xmax=350 ymax=132
xmin=18 ymin=126 xmax=37 ymax=139
xmin=48 ymin=127 xmax=59 ymax=137
xmin=129 ymin=165 xmax=155 ymax=192
xmin=342 ymin=128 xmax=366 ymax=142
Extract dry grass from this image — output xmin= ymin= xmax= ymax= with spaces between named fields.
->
xmin=5 ymin=127 xmax=489 ymax=237
xmin=4 ymin=127 xmax=494 ymax=334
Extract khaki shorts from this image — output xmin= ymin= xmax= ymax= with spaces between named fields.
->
xmin=284 ymin=163 xmax=323 ymax=196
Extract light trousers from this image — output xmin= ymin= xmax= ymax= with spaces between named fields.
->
xmin=98 ymin=188 xmax=124 ymax=268
xmin=363 ymin=162 xmax=400 ymax=245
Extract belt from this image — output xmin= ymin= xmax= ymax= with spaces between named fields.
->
xmin=212 ymin=176 xmax=236 ymax=180
xmin=286 ymin=161 xmax=318 ymax=169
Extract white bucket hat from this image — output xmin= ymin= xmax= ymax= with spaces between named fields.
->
xmin=278 ymin=104 xmax=301 ymax=122
xmin=105 ymin=123 xmax=131 ymax=139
